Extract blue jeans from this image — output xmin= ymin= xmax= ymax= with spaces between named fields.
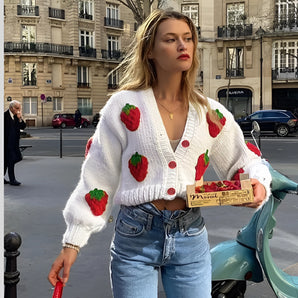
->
xmin=110 ymin=203 xmax=211 ymax=298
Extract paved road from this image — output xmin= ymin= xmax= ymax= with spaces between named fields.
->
xmin=4 ymin=128 xmax=298 ymax=298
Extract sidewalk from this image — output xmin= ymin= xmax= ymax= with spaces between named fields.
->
xmin=4 ymin=156 xmax=298 ymax=298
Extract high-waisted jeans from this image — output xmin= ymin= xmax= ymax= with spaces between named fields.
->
xmin=110 ymin=203 xmax=211 ymax=298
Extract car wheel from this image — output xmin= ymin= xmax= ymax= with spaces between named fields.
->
xmin=82 ymin=121 xmax=88 ymax=128
xmin=61 ymin=122 xmax=66 ymax=129
xmin=276 ymin=125 xmax=289 ymax=137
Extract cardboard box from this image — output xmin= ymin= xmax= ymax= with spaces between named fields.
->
xmin=186 ymin=174 xmax=254 ymax=208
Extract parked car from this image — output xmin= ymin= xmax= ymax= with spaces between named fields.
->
xmin=52 ymin=113 xmax=90 ymax=128
xmin=92 ymin=113 xmax=100 ymax=127
xmin=236 ymin=110 xmax=298 ymax=137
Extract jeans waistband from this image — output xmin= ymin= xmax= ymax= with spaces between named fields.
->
xmin=120 ymin=203 xmax=204 ymax=231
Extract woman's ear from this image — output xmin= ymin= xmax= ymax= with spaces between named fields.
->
xmin=148 ymin=50 xmax=153 ymax=59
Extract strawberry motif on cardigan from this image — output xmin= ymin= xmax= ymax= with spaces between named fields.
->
xmin=128 ymin=152 xmax=148 ymax=182
xmin=120 ymin=103 xmax=140 ymax=131
xmin=206 ymin=109 xmax=226 ymax=138
xmin=232 ymin=168 xmax=245 ymax=181
xmin=85 ymin=188 xmax=108 ymax=216
xmin=246 ymin=141 xmax=261 ymax=156
xmin=195 ymin=150 xmax=210 ymax=181
xmin=85 ymin=137 xmax=93 ymax=158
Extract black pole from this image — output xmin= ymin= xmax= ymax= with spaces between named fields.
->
xmin=60 ymin=127 xmax=63 ymax=158
xmin=260 ymin=35 xmax=263 ymax=110
xmin=4 ymin=232 xmax=22 ymax=298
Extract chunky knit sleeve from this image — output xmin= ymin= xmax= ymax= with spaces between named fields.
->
xmin=62 ymin=97 xmax=126 ymax=247
xmin=208 ymin=100 xmax=272 ymax=205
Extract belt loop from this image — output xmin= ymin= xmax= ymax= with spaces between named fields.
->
xmin=146 ymin=214 xmax=153 ymax=231
xmin=178 ymin=217 xmax=185 ymax=233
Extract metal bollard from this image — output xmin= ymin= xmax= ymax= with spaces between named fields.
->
xmin=60 ymin=127 xmax=63 ymax=158
xmin=4 ymin=232 xmax=22 ymax=298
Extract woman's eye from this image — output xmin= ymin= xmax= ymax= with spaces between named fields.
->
xmin=186 ymin=37 xmax=193 ymax=42
xmin=166 ymin=39 xmax=175 ymax=43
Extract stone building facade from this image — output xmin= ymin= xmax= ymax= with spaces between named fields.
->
xmin=4 ymin=0 xmax=298 ymax=126
xmin=4 ymin=0 xmax=136 ymax=126
xmin=164 ymin=0 xmax=298 ymax=119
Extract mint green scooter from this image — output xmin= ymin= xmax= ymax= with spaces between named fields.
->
xmin=211 ymin=123 xmax=298 ymax=298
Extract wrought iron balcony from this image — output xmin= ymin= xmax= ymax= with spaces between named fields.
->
xmin=79 ymin=12 xmax=93 ymax=20
xmin=218 ymin=24 xmax=253 ymax=38
xmin=272 ymin=68 xmax=298 ymax=80
xmin=4 ymin=42 xmax=73 ymax=55
xmin=104 ymin=17 xmax=124 ymax=29
xmin=79 ymin=46 xmax=96 ymax=58
xmin=273 ymin=18 xmax=298 ymax=31
xmin=49 ymin=7 xmax=65 ymax=19
xmin=101 ymin=49 xmax=123 ymax=61
xmin=226 ymin=68 xmax=244 ymax=77
xmin=77 ymin=82 xmax=90 ymax=88
xmin=17 ymin=5 xmax=39 ymax=16
xmin=108 ymin=83 xmax=119 ymax=90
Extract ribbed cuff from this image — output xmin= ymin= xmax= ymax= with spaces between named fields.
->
xmin=62 ymin=224 xmax=92 ymax=248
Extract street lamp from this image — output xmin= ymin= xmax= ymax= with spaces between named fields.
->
xmin=256 ymin=26 xmax=265 ymax=110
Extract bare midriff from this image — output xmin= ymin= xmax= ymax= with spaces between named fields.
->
xmin=152 ymin=197 xmax=186 ymax=211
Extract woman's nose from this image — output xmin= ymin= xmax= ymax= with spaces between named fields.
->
xmin=178 ymin=39 xmax=187 ymax=51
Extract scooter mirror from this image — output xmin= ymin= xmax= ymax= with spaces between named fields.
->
xmin=252 ymin=121 xmax=261 ymax=137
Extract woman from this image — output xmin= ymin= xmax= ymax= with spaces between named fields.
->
xmin=48 ymin=10 xmax=271 ymax=297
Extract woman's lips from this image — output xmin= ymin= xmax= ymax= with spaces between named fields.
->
xmin=178 ymin=54 xmax=190 ymax=60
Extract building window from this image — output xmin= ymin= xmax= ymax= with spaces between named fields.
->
xmin=106 ymin=3 xmax=119 ymax=20
xmin=53 ymin=97 xmax=63 ymax=111
xmin=181 ymin=4 xmax=199 ymax=27
xmin=22 ymin=63 xmax=37 ymax=86
xmin=226 ymin=2 xmax=245 ymax=25
xmin=275 ymin=0 xmax=298 ymax=29
xmin=21 ymin=0 xmax=35 ymax=5
xmin=23 ymin=97 xmax=37 ymax=115
xmin=22 ymin=25 xmax=36 ymax=43
xmin=226 ymin=47 xmax=244 ymax=77
xmin=272 ymin=40 xmax=298 ymax=80
xmin=79 ymin=0 xmax=93 ymax=20
xmin=108 ymin=70 xmax=119 ymax=89
xmin=80 ymin=30 xmax=94 ymax=47
xmin=77 ymin=66 xmax=90 ymax=87
xmin=108 ymin=35 xmax=119 ymax=52
xmin=78 ymin=97 xmax=92 ymax=115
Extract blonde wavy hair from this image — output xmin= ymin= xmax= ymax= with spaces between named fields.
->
xmin=116 ymin=9 xmax=215 ymax=118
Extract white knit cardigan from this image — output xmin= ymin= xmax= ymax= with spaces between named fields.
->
xmin=62 ymin=88 xmax=272 ymax=247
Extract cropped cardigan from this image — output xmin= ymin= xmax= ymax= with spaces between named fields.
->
xmin=62 ymin=88 xmax=272 ymax=247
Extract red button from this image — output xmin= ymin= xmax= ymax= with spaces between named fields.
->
xmin=167 ymin=188 xmax=176 ymax=195
xmin=182 ymin=140 xmax=190 ymax=147
xmin=168 ymin=161 xmax=177 ymax=169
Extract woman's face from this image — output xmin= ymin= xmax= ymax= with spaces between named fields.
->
xmin=149 ymin=18 xmax=194 ymax=76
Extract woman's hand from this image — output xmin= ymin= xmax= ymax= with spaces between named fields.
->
xmin=48 ymin=248 xmax=78 ymax=286
xmin=233 ymin=178 xmax=267 ymax=209
xmin=243 ymin=178 xmax=267 ymax=208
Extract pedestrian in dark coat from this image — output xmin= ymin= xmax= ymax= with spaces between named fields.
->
xmin=4 ymin=100 xmax=26 ymax=185
xmin=74 ymin=109 xmax=82 ymax=128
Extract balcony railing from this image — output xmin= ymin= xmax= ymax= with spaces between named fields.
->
xmin=77 ymin=82 xmax=90 ymax=88
xmin=17 ymin=5 xmax=39 ymax=16
xmin=273 ymin=18 xmax=298 ymax=31
xmin=79 ymin=46 xmax=96 ymax=58
xmin=79 ymin=12 xmax=93 ymax=20
xmin=226 ymin=68 xmax=244 ymax=77
xmin=218 ymin=24 xmax=253 ymax=38
xmin=49 ymin=7 xmax=65 ymax=20
xmin=4 ymin=42 xmax=73 ymax=55
xmin=101 ymin=49 xmax=123 ymax=61
xmin=108 ymin=83 xmax=119 ymax=89
xmin=104 ymin=17 xmax=124 ymax=29
xmin=272 ymin=68 xmax=298 ymax=80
